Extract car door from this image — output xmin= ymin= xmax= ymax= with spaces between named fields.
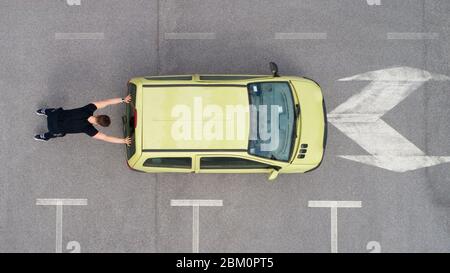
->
xmin=139 ymin=156 xmax=195 ymax=173
xmin=195 ymin=155 xmax=276 ymax=174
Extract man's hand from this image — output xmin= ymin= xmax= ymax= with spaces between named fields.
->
xmin=123 ymin=137 xmax=132 ymax=146
xmin=93 ymin=95 xmax=131 ymax=109
xmin=123 ymin=94 xmax=132 ymax=104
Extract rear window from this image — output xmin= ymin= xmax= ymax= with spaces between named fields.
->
xmin=129 ymin=83 xmax=137 ymax=106
xmin=200 ymin=75 xmax=266 ymax=81
xmin=145 ymin=76 xmax=192 ymax=81
xmin=143 ymin=157 xmax=192 ymax=169
xmin=125 ymin=83 xmax=137 ymax=159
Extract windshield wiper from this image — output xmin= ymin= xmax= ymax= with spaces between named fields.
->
xmin=292 ymin=103 xmax=300 ymax=139
xmin=295 ymin=104 xmax=301 ymax=119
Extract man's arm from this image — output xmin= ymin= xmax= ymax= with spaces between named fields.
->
xmin=93 ymin=94 xmax=132 ymax=109
xmin=93 ymin=132 xmax=132 ymax=145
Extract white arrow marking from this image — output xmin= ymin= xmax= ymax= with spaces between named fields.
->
xmin=329 ymin=67 xmax=450 ymax=172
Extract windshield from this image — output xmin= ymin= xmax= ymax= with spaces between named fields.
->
xmin=247 ymin=82 xmax=296 ymax=162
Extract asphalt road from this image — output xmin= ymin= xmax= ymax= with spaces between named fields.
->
xmin=0 ymin=0 xmax=450 ymax=253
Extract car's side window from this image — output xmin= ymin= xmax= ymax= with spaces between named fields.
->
xmin=200 ymin=157 xmax=272 ymax=169
xmin=144 ymin=157 xmax=192 ymax=169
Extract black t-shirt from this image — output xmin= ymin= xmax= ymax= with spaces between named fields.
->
xmin=56 ymin=103 xmax=99 ymax=137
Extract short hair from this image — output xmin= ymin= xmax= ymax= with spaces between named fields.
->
xmin=96 ymin=115 xmax=111 ymax=127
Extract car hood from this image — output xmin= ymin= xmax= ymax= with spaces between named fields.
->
xmin=290 ymin=79 xmax=326 ymax=166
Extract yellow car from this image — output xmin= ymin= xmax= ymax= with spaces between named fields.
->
xmin=123 ymin=63 xmax=326 ymax=180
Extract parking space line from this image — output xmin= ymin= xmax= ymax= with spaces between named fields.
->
xmin=171 ymin=199 xmax=223 ymax=206
xmin=387 ymin=32 xmax=439 ymax=40
xmin=55 ymin=33 xmax=105 ymax=40
xmin=308 ymin=201 xmax=361 ymax=208
xmin=330 ymin=206 xmax=337 ymax=253
xmin=37 ymin=198 xmax=87 ymax=253
xmin=192 ymin=205 xmax=200 ymax=253
xmin=36 ymin=199 xmax=87 ymax=206
xmin=171 ymin=199 xmax=223 ymax=253
xmin=274 ymin=32 xmax=327 ymax=40
xmin=66 ymin=0 xmax=81 ymax=6
xmin=308 ymin=200 xmax=362 ymax=253
xmin=164 ymin=32 xmax=216 ymax=40
xmin=56 ymin=205 xmax=63 ymax=253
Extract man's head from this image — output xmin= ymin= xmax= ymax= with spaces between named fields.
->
xmin=95 ymin=115 xmax=111 ymax=127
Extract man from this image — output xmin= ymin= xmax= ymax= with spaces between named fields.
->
xmin=34 ymin=95 xmax=132 ymax=146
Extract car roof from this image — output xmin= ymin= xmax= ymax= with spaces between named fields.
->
xmin=140 ymin=84 xmax=250 ymax=151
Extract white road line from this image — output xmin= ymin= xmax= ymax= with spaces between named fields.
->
xmin=274 ymin=32 xmax=327 ymax=40
xmin=192 ymin=205 xmax=200 ymax=253
xmin=171 ymin=199 xmax=223 ymax=207
xmin=36 ymin=199 xmax=88 ymax=206
xmin=329 ymin=67 xmax=450 ymax=172
xmin=330 ymin=207 xmax=338 ymax=253
xmin=164 ymin=32 xmax=216 ymax=40
xmin=37 ymin=199 xmax=87 ymax=253
xmin=66 ymin=0 xmax=81 ymax=6
xmin=387 ymin=32 xmax=439 ymax=40
xmin=55 ymin=33 xmax=104 ymax=40
xmin=308 ymin=200 xmax=362 ymax=253
xmin=171 ymin=199 xmax=223 ymax=253
xmin=367 ymin=0 xmax=381 ymax=6
xmin=56 ymin=205 xmax=63 ymax=253
xmin=308 ymin=201 xmax=362 ymax=208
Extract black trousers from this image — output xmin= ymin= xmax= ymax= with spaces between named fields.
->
xmin=44 ymin=108 xmax=66 ymax=139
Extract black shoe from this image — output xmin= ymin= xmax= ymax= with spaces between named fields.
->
xmin=34 ymin=134 xmax=49 ymax=142
xmin=36 ymin=109 xmax=47 ymax=116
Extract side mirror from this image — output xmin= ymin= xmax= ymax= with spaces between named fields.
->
xmin=268 ymin=169 xmax=280 ymax=181
xmin=269 ymin=62 xmax=280 ymax=77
